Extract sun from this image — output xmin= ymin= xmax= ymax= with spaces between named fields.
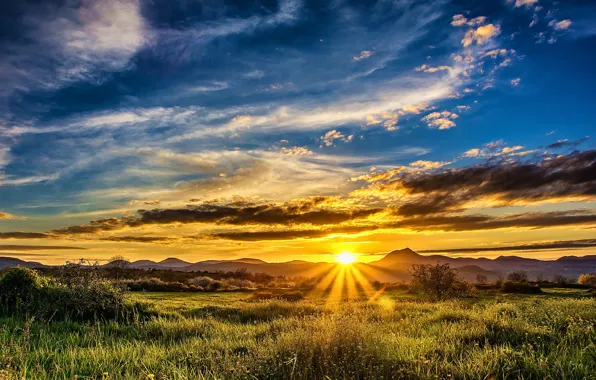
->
xmin=336 ymin=251 xmax=356 ymax=265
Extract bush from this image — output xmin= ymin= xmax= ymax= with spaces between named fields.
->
xmin=507 ymin=271 xmax=529 ymax=283
xmin=278 ymin=291 xmax=304 ymax=302
xmin=0 ymin=268 xmax=42 ymax=314
xmin=552 ymin=275 xmax=569 ymax=285
xmin=122 ymin=278 xmax=192 ymax=292
xmin=500 ymin=280 xmax=542 ymax=294
xmin=251 ymin=291 xmax=275 ymax=300
xmin=410 ymin=263 xmax=472 ymax=300
xmin=0 ymin=266 xmax=127 ymax=321
xmin=188 ymin=276 xmax=215 ymax=288
xmin=578 ymin=274 xmax=596 ymax=287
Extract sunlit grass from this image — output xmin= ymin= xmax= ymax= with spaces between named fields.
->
xmin=1 ymin=289 xmax=595 ymax=379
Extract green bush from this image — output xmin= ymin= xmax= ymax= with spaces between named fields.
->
xmin=0 ymin=266 xmax=127 ymax=321
xmin=500 ymin=280 xmax=542 ymax=294
xmin=0 ymin=267 xmax=42 ymax=314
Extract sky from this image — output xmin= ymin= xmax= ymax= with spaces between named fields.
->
xmin=0 ymin=0 xmax=595 ymax=265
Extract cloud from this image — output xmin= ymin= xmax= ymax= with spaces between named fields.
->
xmin=353 ymin=50 xmax=374 ymax=61
xmin=100 ymin=236 xmax=173 ymax=243
xmin=371 ymin=150 xmax=596 ymax=208
xmin=0 ymin=245 xmax=85 ymax=251
xmin=0 ymin=232 xmax=52 ymax=239
xmin=511 ymin=78 xmax=521 ymax=86
xmin=280 ymin=147 xmax=314 ymax=156
xmin=511 ymin=0 xmax=539 ymax=8
xmin=451 ymin=14 xmax=468 ymax=27
xmin=155 ymin=0 xmax=302 ymax=62
xmin=320 ymin=130 xmax=354 ymax=147
xmin=550 ymin=19 xmax=572 ymax=31
xmin=451 ymin=15 xmax=487 ymax=27
xmin=546 ymin=137 xmax=590 ymax=149
xmin=1 ymin=0 xmax=147 ymax=97
xmin=462 ymin=24 xmax=501 ymax=47
xmin=422 ymin=111 xmax=458 ymax=129
xmin=420 ymin=238 xmax=596 ymax=254
xmin=0 ymin=211 xmax=24 ymax=220
xmin=409 ymin=160 xmax=452 ymax=171
xmin=415 ymin=64 xmax=452 ymax=73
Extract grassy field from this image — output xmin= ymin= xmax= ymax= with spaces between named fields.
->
xmin=1 ymin=288 xmax=595 ymax=379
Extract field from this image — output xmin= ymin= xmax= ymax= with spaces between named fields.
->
xmin=1 ymin=288 xmax=595 ymax=379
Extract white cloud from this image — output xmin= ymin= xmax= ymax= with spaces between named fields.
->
xmin=415 ymin=64 xmax=452 ymax=73
xmin=353 ymin=50 xmax=374 ymax=61
xmin=280 ymin=146 xmax=313 ymax=156
xmin=320 ymin=130 xmax=354 ymax=147
xmin=511 ymin=0 xmax=539 ymax=7
xmin=451 ymin=14 xmax=468 ymax=27
xmin=511 ymin=78 xmax=521 ymax=86
xmin=409 ymin=160 xmax=452 ymax=170
xmin=462 ymin=24 xmax=501 ymax=47
xmin=2 ymin=0 xmax=147 ymax=96
xmin=550 ymin=19 xmax=572 ymax=31
xmin=422 ymin=111 xmax=458 ymax=130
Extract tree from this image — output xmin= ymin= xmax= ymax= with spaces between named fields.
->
xmin=107 ymin=255 xmax=130 ymax=279
xmin=475 ymin=274 xmax=488 ymax=284
xmin=578 ymin=274 xmax=596 ymax=287
xmin=552 ymin=274 xmax=569 ymax=285
xmin=507 ymin=271 xmax=528 ymax=283
xmin=410 ymin=263 xmax=471 ymax=300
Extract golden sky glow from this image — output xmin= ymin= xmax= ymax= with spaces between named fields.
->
xmin=0 ymin=0 xmax=595 ymax=265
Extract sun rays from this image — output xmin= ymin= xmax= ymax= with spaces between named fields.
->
xmin=307 ymin=253 xmax=388 ymax=305
xmin=336 ymin=251 xmax=356 ymax=265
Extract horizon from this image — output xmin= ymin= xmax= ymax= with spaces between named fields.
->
xmin=3 ymin=245 xmax=596 ymax=266
xmin=1 ymin=0 xmax=595 ymax=265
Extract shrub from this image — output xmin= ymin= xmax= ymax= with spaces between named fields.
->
xmin=507 ymin=271 xmax=529 ymax=283
xmin=0 ymin=265 xmax=127 ymax=321
xmin=278 ymin=291 xmax=304 ymax=302
xmin=251 ymin=291 xmax=275 ymax=300
xmin=552 ymin=274 xmax=569 ymax=285
xmin=410 ymin=263 xmax=472 ymax=300
xmin=578 ymin=274 xmax=596 ymax=287
xmin=221 ymin=278 xmax=257 ymax=289
xmin=0 ymin=267 xmax=42 ymax=314
xmin=500 ymin=280 xmax=542 ymax=294
xmin=188 ymin=276 xmax=215 ymax=288
xmin=39 ymin=279 xmax=126 ymax=321
xmin=122 ymin=278 xmax=192 ymax=292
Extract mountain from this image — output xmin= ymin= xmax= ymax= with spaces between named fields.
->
xmin=0 ymin=257 xmax=46 ymax=270
xmin=158 ymin=258 xmax=192 ymax=268
xmin=232 ymin=258 xmax=267 ymax=264
xmin=3 ymin=248 xmax=596 ymax=281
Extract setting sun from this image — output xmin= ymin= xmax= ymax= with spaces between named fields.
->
xmin=336 ymin=252 xmax=356 ymax=265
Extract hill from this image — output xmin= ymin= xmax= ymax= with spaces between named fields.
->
xmin=3 ymin=248 xmax=596 ymax=281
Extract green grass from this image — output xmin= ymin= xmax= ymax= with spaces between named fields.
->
xmin=1 ymin=288 xmax=595 ymax=379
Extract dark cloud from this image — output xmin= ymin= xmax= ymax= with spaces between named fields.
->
xmin=376 ymin=150 xmax=596 ymax=214
xmin=420 ymin=238 xmax=596 ymax=254
xmin=386 ymin=210 xmax=596 ymax=232
xmin=100 ymin=236 xmax=173 ymax=243
xmin=0 ymin=245 xmax=85 ymax=251
xmin=0 ymin=232 xmax=52 ymax=239
xmin=546 ymin=137 xmax=590 ymax=149
xmin=134 ymin=200 xmax=378 ymax=227
xmin=209 ymin=225 xmax=378 ymax=241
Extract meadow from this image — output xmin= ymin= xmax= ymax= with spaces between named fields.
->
xmin=1 ymin=288 xmax=595 ymax=379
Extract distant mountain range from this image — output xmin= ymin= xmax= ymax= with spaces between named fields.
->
xmin=2 ymin=248 xmax=596 ymax=281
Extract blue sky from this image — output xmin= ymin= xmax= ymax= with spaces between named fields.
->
xmin=0 ymin=0 xmax=595 ymax=263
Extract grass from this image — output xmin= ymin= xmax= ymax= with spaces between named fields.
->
xmin=0 ymin=288 xmax=595 ymax=379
